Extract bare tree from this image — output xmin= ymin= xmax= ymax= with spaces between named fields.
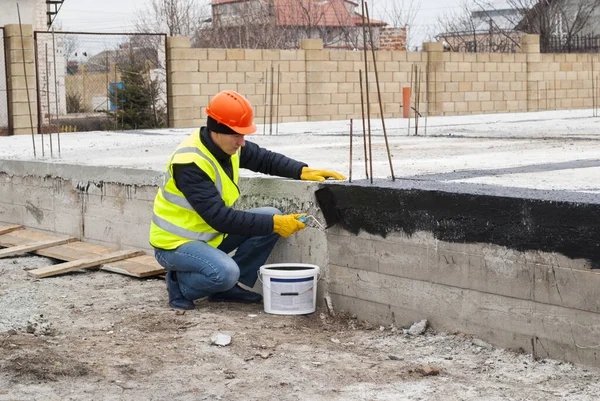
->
xmin=196 ymin=0 xmax=363 ymax=50
xmin=436 ymin=0 xmax=521 ymax=52
xmin=506 ymin=0 xmax=600 ymax=52
xmin=136 ymin=0 xmax=208 ymax=40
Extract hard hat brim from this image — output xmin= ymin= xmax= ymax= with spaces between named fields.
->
xmin=232 ymin=122 xmax=257 ymax=135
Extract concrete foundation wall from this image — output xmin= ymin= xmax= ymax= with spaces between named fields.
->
xmin=1 ymin=161 xmax=599 ymax=367
xmin=0 ymin=161 xmax=328 ymax=291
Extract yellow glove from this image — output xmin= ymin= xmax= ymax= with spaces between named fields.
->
xmin=273 ymin=214 xmax=307 ymax=238
xmin=301 ymin=167 xmax=346 ymax=182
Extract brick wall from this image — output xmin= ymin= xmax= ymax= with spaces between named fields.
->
xmin=378 ymin=27 xmax=407 ymax=51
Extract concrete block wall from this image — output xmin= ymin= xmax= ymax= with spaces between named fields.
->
xmin=4 ymin=24 xmax=37 ymax=135
xmin=167 ymin=36 xmax=425 ymax=127
xmin=167 ymin=34 xmax=600 ymax=127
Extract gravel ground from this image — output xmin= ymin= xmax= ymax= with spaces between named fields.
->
xmin=2 ymin=255 xmax=600 ymax=401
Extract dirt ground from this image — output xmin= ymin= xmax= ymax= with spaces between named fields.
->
xmin=2 ymin=255 xmax=600 ymax=401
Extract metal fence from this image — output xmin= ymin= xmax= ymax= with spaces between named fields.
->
xmin=34 ymin=31 xmax=168 ymax=133
xmin=0 ymin=28 xmax=10 ymax=136
xmin=546 ymin=34 xmax=600 ymax=53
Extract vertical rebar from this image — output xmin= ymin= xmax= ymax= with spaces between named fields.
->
xmin=536 ymin=80 xmax=540 ymax=111
xmin=106 ymin=53 xmax=109 ymax=115
xmin=592 ymin=58 xmax=596 ymax=117
xmin=425 ymin=59 xmax=430 ymax=136
xmin=114 ymin=64 xmax=118 ymax=130
xmin=45 ymin=43 xmax=53 ymax=157
xmin=359 ymin=69 xmax=368 ymax=180
xmin=263 ymin=68 xmax=268 ymax=135
xmin=408 ymin=63 xmax=413 ymax=136
xmin=554 ymin=79 xmax=557 ymax=110
xmin=361 ymin=0 xmax=372 ymax=184
xmin=365 ymin=2 xmax=394 ymax=181
xmin=17 ymin=4 xmax=36 ymax=157
xmin=414 ymin=65 xmax=420 ymax=136
xmin=349 ymin=118 xmax=353 ymax=183
xmin=275 ymin=64 xmax=280 ymax=135
xmin=33 ymin=32 xmax=43 ymax=155
xmin=269 ymin=64 xmax=274 ymax=135
xmin=51 ymin=28 xmax=61 ymax=156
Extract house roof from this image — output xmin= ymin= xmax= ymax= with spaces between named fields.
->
xmin=211 ymin=0 xmax=386 ymax=27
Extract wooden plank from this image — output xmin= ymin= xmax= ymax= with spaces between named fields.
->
xmin=35 ymin=241 xmax=116 ymax=261
xmin=0 ymin=237 xmax=78 ymax=258
xmin=0 ymin=229 xmax=57 ymax=247
xmin=0 ymin=224 xmax=23 ymax=236
xmin=28 ymin=249 xmax=145 ymax=279
xmin=102 ymin=255 xmax=166 ymax=278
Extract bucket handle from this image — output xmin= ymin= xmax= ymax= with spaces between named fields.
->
xmin=257 ymin=271 xmax=321 ymax=296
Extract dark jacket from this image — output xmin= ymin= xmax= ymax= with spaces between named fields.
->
xmin=172 ymin=127 xmax=307 ymax=238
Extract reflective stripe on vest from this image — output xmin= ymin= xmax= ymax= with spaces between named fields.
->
xmin=151 ymin=214 xmax=219 ymax=242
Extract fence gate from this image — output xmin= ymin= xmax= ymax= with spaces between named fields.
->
xmin=0 ymin=28 xmax=10 ymax=136
xmin=34 ymin=31 xmax=168 ymax=133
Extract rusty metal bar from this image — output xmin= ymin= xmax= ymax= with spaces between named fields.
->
xmin=359 ymin=69 xmax=368 ymax=180
xmin=365 ymin=2 xmax=394 ymax=181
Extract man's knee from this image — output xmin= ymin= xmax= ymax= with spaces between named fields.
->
xmin=214 ymin=259 xmax=240 ymax=291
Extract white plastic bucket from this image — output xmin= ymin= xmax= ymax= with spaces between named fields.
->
xmin=258 ymin=263 xmax=320 ymax=315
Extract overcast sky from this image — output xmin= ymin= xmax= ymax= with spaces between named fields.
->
xmin=53 ymin=0 xmax=472 ymax=48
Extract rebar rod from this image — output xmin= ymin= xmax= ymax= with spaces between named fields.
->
xmin=359 ymin=69 xmax=368 ymax=180
xmin=45 ymin=43 xmax=53 ymax=157
xmin=408 ymin=63 xmax=413 ymax=136
xmin=51 ymin=28 xmax=61 ymax=156
xmin=425 ymin=59 xmax=430 ymax=136
xmin=17 ymin=4 xmax=36 ymax=158
xmin=592 ymin=58 xmax=596 ymax=117
xmin=269 ymin=65 xmax=274 ymax=136
xmin=361 ymin=0 xmax=373 ymax=183
xmin=276 ymin=64 xmax=280 ymax=136
xmin=33 ymin=32 xmax=43 ymax=156
xmin=415 ymin=66 xmax=421 ymax=136
xmin=365 ymin=2 xmax=394 ymax=181
xmin=349 ymin=119 xmax=353 ymax=183
xmin=263 ymin=68 xmax=268 ymax=135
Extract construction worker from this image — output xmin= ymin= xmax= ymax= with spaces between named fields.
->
xmin=150 ymin=90 xmax=346 ymax=310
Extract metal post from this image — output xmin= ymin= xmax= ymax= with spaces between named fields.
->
xmin=51 ymin=28 xmax=61 ymax=156
xmin=17 ymin=4 xmax=36 ymax=157
xmin=45 ymin=43 xmax=53 ymax=157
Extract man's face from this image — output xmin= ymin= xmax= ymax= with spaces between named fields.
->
xmin=211 ymin=131 xmax=245 ymax=155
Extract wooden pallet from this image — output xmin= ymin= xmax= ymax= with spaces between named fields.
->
xmin=0 ymin=224 xmax=165 ymax=278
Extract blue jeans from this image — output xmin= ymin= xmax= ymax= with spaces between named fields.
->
xmin=154 ymin=207 xmax=281 ymax=301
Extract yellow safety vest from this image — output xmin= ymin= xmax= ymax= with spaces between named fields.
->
xmin=149 ymin=129 xmax=240 ymax=250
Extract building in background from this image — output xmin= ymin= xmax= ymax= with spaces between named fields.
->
xmin=208 ymin=0 xmax=406 ymax=50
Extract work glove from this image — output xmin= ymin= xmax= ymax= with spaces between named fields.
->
xmin=301 ymin=167 xmax=346 ymax=182
xmin=273 ymin=214 xmax=307 ymax=238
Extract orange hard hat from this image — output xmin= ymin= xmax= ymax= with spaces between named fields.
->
xmin=206 ymin=90 xmax=256 ymax=135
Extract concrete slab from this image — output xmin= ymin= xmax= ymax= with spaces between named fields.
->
xmin=1 ymin=109 xmax=598 ymax=196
